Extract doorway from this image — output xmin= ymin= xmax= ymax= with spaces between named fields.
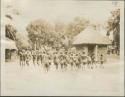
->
xmin=88 ymin=45 xmax=95 ymax=56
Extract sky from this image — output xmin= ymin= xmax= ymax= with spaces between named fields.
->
xmin=3 ymin=0 xmax=122 ymax=34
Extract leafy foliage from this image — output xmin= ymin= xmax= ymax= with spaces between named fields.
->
xmin=26 ymin=17 xmax=89 ymax=49
xmin=5 ymin=24 xmax=17 ymax=40
xmin=107 ymin=8 xmax=120 ymax=48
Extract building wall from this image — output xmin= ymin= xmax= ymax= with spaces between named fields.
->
xmin=5 ymin=49 xmax=17 ymax=62
xmin=74 ymin=45 xmax=88 ymax=55
xmin=74 ymin=44 xmax=108 ymax=62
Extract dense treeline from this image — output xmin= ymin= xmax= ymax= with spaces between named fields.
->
xmin=26 ymin=17 xmax=89 ymax=50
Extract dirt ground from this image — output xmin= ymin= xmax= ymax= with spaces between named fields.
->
xmin=1 ymin=54 xmax=124 ymax=96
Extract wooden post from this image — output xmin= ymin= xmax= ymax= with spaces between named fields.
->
xmin=94 ymin=45 xmax=98 ymax=61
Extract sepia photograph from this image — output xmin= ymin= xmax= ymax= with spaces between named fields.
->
xmin=1 ymin=0 xmax=124 ymax=96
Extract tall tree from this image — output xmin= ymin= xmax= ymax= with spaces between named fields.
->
xmin=5 ymin=24 xmax=17 ymax=40
xmin=66 ymin=17 xmax=89 ymax=46
xmin=67 ymin=17 xmax=89 ymax=37
xmin=15 ymin=33 xmax=30 ymax=49
xmin=26 ymin=19 xmax=55 ymax=49
xmin=107 ymin=8 xmax=120 ymax=54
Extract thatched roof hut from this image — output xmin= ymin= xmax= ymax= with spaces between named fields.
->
xmin=73 ymin=26 xmax=111 ymax=45
xmin=73 ymin=26 xmax=112 ymax=62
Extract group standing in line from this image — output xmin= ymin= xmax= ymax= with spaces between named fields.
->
xmin=18 ymin=46 xmax=104 ymax=71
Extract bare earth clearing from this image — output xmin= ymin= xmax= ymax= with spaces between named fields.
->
xmin=2 ymin=55 xmax=124 ymax=96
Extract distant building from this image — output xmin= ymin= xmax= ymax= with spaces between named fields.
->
xmin=4 ymin=14 xmax=18 ymax=61
xmin=4 ymin=37 xmax=17 ymax=61
xmin=73 ymin=26 xmax=111 ymax=62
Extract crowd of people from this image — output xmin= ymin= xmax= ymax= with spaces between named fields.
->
xmin=18 ymin=46 xmax=104 ymax=72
